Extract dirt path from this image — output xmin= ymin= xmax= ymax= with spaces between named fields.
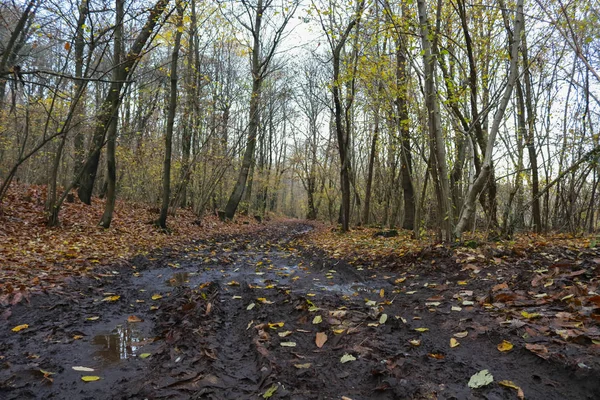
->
xmin=1 ymin=221 xmax=598 ymax=399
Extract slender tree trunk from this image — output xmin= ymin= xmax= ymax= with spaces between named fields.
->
xmin=455 ymin=0 xmax=524 ymax=238
xmin=72 ymin=0 xmax=89 ymax=185
xmin=157 ymin=2 xmax=184 ymax=229
xmin=77 ymin=0 xmax=169 ymax=205
xmin=395 ymin=34 xmax=415 ymax=231
xmin=417 ymin=0 xmax=453 ymax=241
xmin=224 ymin=0 xmax=265 ymax=220
xmin=0 ymin=0 xmax=36 ymax=108
xmin=99 ymin=0 xmax=125 ymax=228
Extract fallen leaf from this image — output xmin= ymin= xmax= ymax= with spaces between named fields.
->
xmin=102 ymin=295 xmax=120 ymax=302
xmin=72 ymin=366 xmax=94 ymax=372
xmin=232 ymin=295 xmax=242 ymax=299
xmin=316 ymin=332 xmax=328 ymax=348
xmin=409 ymin=339 xmax=421 ymax=346
xmin=139 ymin=353 xmax=151 ymax=359
xmin=127 ymin=315 xmax=143 ymax=323
xmin=340 ymin=353 xmax=356 ymax=363
xmin=247 ymin=303 xmax=256 ymax=310
xmin=497 ymin=340 xmax=514 ymax=352
xmin=227 ymin=280 xmax=240 ymax=286
xmin=379 ymin=289 xmax=385 ymax=298
xmin=499 ymin=380 xmax=525 ymax=399
xmin=313 ymin=315 xmax=322 ymax=324
xmin=151 ymin=294 xmax=163 ymax=300
xmin=379 ymin=314 xmax=388 ymax=324
xmin=11 ymin=324 xmax=28 ymax=332
xmin=454 ymin=331 xmax=468 ymax=338
xmin=278 ymin=330 xmax=292 ymax=337
xmin=521 ymin=311 xmax=540 ymax=319
xmin=450 ymin=338 xmax=460 ymax=348
xmin=86 ymin=316 xmax=99 ymax=321
xmin=268 ymin=322 xmax=284 ymax=329
xmin=294 ymin=363 xmax=312 ymax=369
xmin=262 ymin=383 xmax=278 ymax=398
xmin=468 ymin=369 xmax=493 ymax=388
xmin=415 ymin=328 xmax=429 ymax=332
xmin=81 ymin=376 xmax=101 ymax=382
xmin=452 ymin=306 xmax=462 ymax=311
xmin=525 ymin=343 xmax=550 ymax=359
xmin=280 ymin=342 xmax=297 ymax=347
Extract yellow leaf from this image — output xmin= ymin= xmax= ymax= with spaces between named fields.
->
xmin=458 ymin=281 xmax=468 ymax=285
xmin=73 ymin=335 xmax=83 ymax=340
xmin=102 ymin=295 xmax=120 ymax=302
xmin=450 ymin=338 xmax=460 ymax=348
xmin=278 ymin=330 xmax=292 ymax=337
xmin=294 ymin=363 xmax=312 ymax=369
xmin=11 ymin=324 xmax=29 ymax=332
xmin=415 ymin=328 xmax=429 ymax=332
xmin=313 ymin=315 xmax=322 ymax=324
xmin=333 ymin=329 xmax=345 ymax=334
xmin=521 ymin=311 xmax=540 ymax=319
xmin=499 ymin=380 xmax=525 ymax=399
xmin=81 ymin=376 xmax=101 ymax=382
xmin=268 ymin=322 xmax=284 ymax=329
xmin=454 ymin=331 xmax=468 ymax=338
xmin=227 ymin=280 xmax=240 ymax=286
xmin=152 ymin=294 xmax=163 ymax=300
xmin=394 ymin=277 xmax=406 ymax=284
xmin=379 ymin=289 xmax=385 ymax=298
xmin=409 ymin=339 xmax=421 ymax=346
xmin=139 ymin=353 xmax=151 ymax=359
xmin=307 ymin=293 xmax=316 ymax=297
xmin=86 ymin=316 xmax=99 ymax=321
xmin=379 ymin=314 xmax=388 ymax=324
xmin=497 ymin=340 xmax=514 ymax=352
xmin=280 ymin=341 xmax=296 ymax=347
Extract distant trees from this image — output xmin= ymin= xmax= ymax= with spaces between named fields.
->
xmin=0 ymin=0 xmax=599 ymax=237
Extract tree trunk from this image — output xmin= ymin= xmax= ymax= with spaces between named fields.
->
xmin=395 ymin=34 xmax=415 ymax=231
xmin=224 ymin=0 xmax=264 ymax=220
xmin=72 ymin=0 xmax=89 ymax=185
xmin=99 ymin=0 xmax=125 ymax=228
xmin=455 ymin=0 xmax=524 ymax=238
xmin=77 ymin=0 xmax=169 ymax=205
xmin=157 ymin=1 xmax=184 ymax=229
xmin=417 ymin=0 xmax=453 ymax=241
xmin=0 ymin=0 xmax=36 ymax=108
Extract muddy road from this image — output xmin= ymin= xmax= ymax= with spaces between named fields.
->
xmin=1 ymin=221 xmax=598 ymax=399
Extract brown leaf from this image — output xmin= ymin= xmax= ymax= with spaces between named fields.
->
xmin=525 ymin=343 xmax=550 ymax=359
xmin=315 ymin=332 xmax=327 ymax=348
xmin=492 ymin=283 xmax=508 ymax=292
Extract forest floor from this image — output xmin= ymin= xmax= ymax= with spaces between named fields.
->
xmin=1 ymin=187 xmax=600 ymax=399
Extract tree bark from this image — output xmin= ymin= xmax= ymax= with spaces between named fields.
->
xmin=157 ymin=1 xmax=184 ymax=230
xmin=77 ymin=0 xmax=169 ymax=205
xmin=455 ymin=0 xmax=524 ymax=238
xmin=98 ymin=0 xmax=125 ymax=228
xmin=417 ymin=0 xmax=453 ymax=241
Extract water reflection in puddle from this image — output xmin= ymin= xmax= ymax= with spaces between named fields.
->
xmin=166 ymin=272 xmax=190 ymax=286
xmin=313 ymin=283 xmax=369 ymax=295
xmin=92 ymin=324 xmax=146 ymax=362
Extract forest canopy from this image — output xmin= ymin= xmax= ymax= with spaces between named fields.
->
xmin=0 ymin=0 xmax=599 ymax=239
